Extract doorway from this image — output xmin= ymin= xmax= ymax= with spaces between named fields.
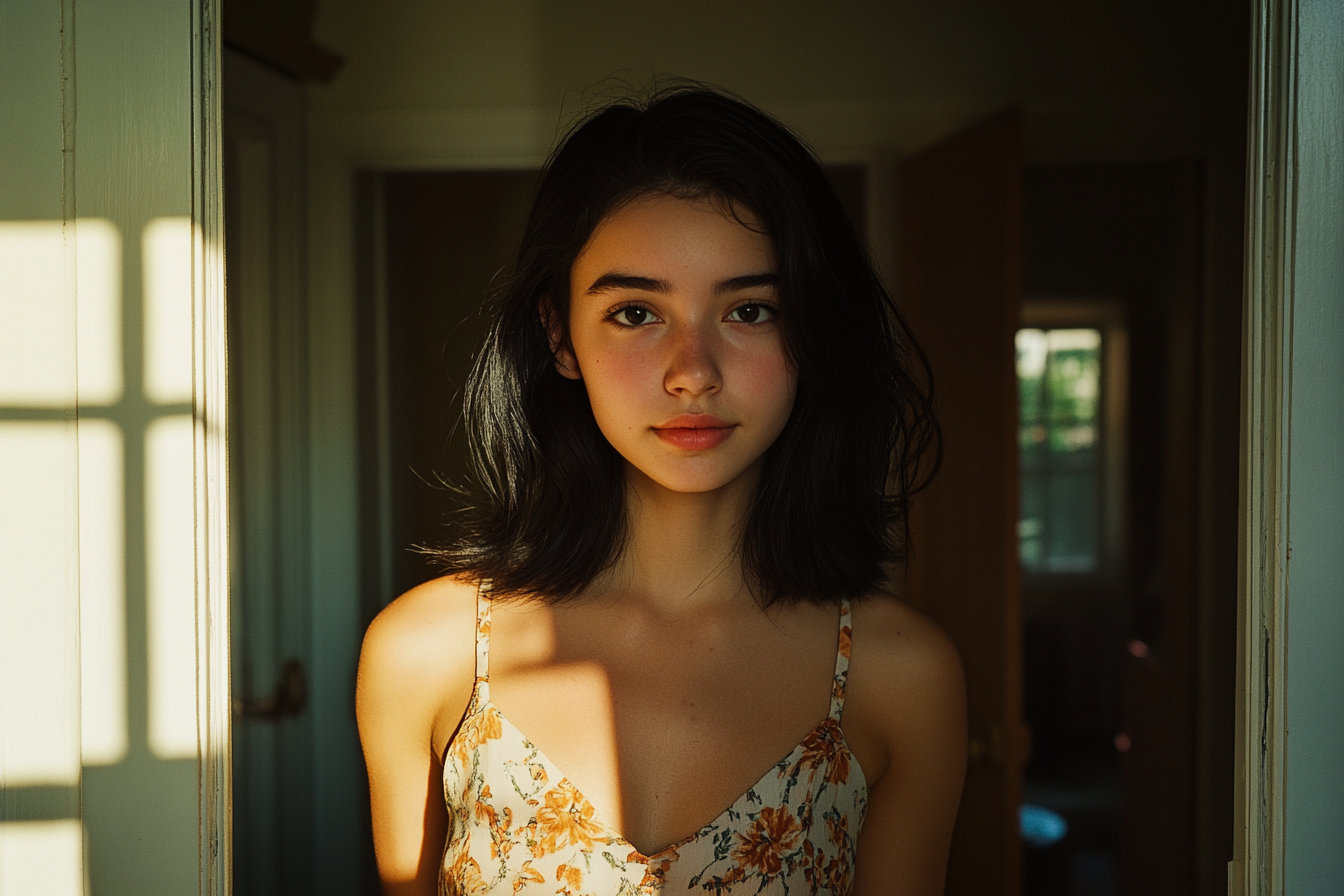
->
xmin=1019 ymin=162 xmax=1226 ymax=896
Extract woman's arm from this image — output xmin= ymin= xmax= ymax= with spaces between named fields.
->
xmin=356 ymin=577 xmax=477 ymax=896
xmin=850 ymin=599 xmax=968 ymax=896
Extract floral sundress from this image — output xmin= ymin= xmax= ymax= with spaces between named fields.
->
xmin=440 ymin=587 xmax=868 ymax=895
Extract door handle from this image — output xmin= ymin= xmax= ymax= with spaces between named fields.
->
xmin=234 ymin=658 xmax=307 ymax=720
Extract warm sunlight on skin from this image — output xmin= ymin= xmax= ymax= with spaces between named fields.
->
xmin=555 ymin=193 xmax=797 ymax=500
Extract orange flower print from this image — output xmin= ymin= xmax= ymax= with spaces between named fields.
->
xmin=800 ymin=839 xmax=826 ymax=890
xmin=442 ymin=848 xmax=489 ymax=895
xmin=452 ymin=704 xmax=504 ymax=767
xmin=838 ymin=624 xmax=852 ymax=660
xmin=824 ymin=746 xmax=850 ymax=786
xmin=641 ymin=847 xmax=679 ymax=887
xmin=479 ymin=786 xmax=517 ymax=860
xmin=556 ymin=861 xmax=583 ymax=892
xmin=511 ymin=859 xmax=544 ymax=893
xmin=533 ymin=780 xmax=607 ymax=854
xmin=826 ymin=812 xmax=849 ymax=851
xmin=794 ymin=719 xmax=850 ymax=785
xmin=699 ymin=864 xmax=747 ymax=894
xmin=475 ymin=785 xmax=498 ymax=827
xmin=827 ymin=857 xmax=852 ymax=893
xmin=732 ymin=805 xmax=802 ymax=876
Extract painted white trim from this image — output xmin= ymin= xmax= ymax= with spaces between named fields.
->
xmin=191 ymin=1 xmax=230 ymax=893
xmin=1235 ymin=1 xmax=1292 ymax=893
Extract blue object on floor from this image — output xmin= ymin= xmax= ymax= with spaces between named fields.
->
xmin=1020 ymin=803 xmax=1069 ymax=848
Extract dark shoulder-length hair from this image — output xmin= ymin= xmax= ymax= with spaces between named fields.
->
xmin=430 ymin=81 xmax=940 ymax=605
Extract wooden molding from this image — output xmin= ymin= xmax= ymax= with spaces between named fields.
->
xmin=1234 ymin=0 xmax=1293 ymax=893
xmin=192 ymin=0 xmax=232 ymax=892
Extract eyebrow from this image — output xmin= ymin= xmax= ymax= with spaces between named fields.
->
xmin=584 ymin=271 xmax=779 ymax=297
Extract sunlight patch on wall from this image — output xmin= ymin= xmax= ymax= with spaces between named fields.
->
xmin=78 ymin=418 xmax=127 ymax=765
xmin=143 ymin=217 xmax=195 ymax=404
xmin=0 ymin=423 xmax=81 ymax=786
xmin=0 ymin=820 xmax=85 ymax=896
xmin=145 ymin=414 xmax=198 ymax=758
xmin=0 ymin=218 xmax=121 ymax=406
xmin=76 ymin=219 xmax=124 ymax=405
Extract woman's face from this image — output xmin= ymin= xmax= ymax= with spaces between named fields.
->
xmin=555 ymin=192 xmax=797 ymax=495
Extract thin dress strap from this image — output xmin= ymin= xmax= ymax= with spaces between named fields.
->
xmin=472 ymin=581 xmax=492 ymax=708
xmin=829 ymin=597 xmax=853 ymax=722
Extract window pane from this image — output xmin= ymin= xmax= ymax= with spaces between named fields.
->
xmin=1016 ymin=329 xmax=1048 ymax=422
xmin=1020 ymin=422 xmax=1048 ymax=471
xmin=1047 ymin=329 xmax=1100 ymax=470
xmin=1016 ymin=326 xmax=1103 ymax=573
xmin=1043 ymin=470 xmax=1099 ymax=573
xmin=1019 ymin=471 xmax=1047 ymax=572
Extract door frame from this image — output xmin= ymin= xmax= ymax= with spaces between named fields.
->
xmin=191 ymin=0 xmax=230 ymax=892
xmin=192 ymin=0 xmax=1344 ymax=891
xmin=1235 ymin=0 xmax=1344 ymax=894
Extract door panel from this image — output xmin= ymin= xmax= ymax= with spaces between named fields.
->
xmin=224 ymin=48 xmax=315 ymax=894
xmin=900 ymin=108 xmax=1026 ymax=896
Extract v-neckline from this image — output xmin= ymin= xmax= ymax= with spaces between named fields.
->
xmin=483 ymin=697 xmax=867 ymax=861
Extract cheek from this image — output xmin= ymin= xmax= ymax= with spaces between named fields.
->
xmin=731 ymin=348 xmax=798 ymax=421
xmin=578 ymin=345 xmax=660 ymax=427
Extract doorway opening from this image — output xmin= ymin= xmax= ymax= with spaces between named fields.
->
xmin=1019 ymin=162 xmax=1228 ymax=896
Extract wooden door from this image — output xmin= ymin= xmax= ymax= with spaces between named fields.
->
xmin=899 ymin=108 xmax=1027 ymax=896
xmin=224 ymin=48 xmax=317 ymax=894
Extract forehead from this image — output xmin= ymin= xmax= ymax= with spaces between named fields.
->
xmin=572 ymin=193 xmax=775 ymax=280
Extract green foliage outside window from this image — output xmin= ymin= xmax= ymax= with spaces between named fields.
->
xmin=1016 ymin=328 xmax=1103 ymax=574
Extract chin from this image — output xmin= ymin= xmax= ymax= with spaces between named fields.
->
xmin=626 ymin=459 xmax=760 ymax=497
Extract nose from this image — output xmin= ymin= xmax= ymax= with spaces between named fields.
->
xmin=663 ymin=322 xmax=722 ymax=397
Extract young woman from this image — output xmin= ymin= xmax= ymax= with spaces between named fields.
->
xmin=357 ymin=85 xmax=966 ymax=896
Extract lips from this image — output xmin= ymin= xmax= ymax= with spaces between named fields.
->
xmin=652 ymin=414 xmax=736 ymax=450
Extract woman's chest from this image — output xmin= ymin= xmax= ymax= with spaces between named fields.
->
xmin=472 ymin=602 xmax=841 ymax=856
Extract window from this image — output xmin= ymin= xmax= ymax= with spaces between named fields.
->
xmin=1017 ymin=302 xmax=1126 ymax=578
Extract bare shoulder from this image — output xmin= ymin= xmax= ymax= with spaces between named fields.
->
xmin=356 ymin=575 xmax=481 ymax=756
xmin=360 ymin=574 xmax=479 ymax=681
xmin=845 ymin=593 xmax=966 ymax=787
xmin=849 ymin=594 xmax=962 ymax=686
xmin=846 ymin=594 xmax=967 ymax=893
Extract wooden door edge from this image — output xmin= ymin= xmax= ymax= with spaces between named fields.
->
xmin=192 ymin=1 xmax=232 ymax=893
xmin=1235 ymin=1 xmax=1292 ymax=893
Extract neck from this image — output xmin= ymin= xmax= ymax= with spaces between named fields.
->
xmin=593 ymin=462 xmax=761 ymax=616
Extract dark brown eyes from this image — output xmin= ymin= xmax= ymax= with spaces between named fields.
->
xmin=727 ymin=304 xmax=775 ymax=324
xmin=613 ymin=306 xmax=652 ymax=326
xmin=607 ymin=302 xmax=776 ymax=327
